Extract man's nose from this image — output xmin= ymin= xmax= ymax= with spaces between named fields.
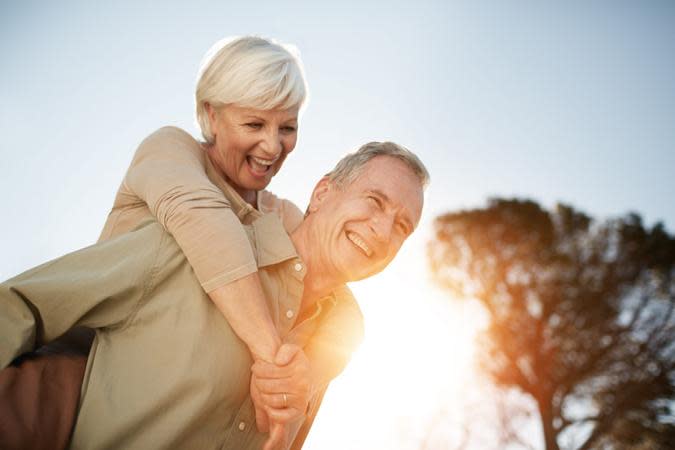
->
xmin=370 ymin=213 xmax=394 ymax=243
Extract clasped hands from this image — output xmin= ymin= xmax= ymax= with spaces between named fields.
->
xmin=251 ymin=343 xmax=313 ymax=450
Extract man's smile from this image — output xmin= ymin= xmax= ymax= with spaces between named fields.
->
xmin=346 ymin=231 xmax=373 ymax=257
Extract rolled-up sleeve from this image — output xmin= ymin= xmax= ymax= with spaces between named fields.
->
xmin=122 ymin=127 xmax=258 ymax=292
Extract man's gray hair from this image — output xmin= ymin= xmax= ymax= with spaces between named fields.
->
xmin=326 ymin=141 xmax=430 ymax=189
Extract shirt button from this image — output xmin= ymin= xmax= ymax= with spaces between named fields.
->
xmin=238 ymin=421 xmax=246 ymax=431
xmin=286 ymin=309 xmax=294 ymax=319
xmin=294 ymin=263 xmax=303 ymax=272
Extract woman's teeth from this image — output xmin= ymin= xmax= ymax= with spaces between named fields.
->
xmin=346 ymin=231 xmax=373 ymax=257
xmin=248 ymin=156 xmax=274 ymax=172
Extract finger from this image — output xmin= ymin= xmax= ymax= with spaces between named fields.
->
xmin=255 ymin=376 xmax=294 ymax=395
xmin=263 ymin=422 xmax=285 ymax=450
xmin=274 ymin=343 xmax=302 ymax=366
xmin=260 ymin=392 xmax=298 ymax=409
xmin=254 ymin=402 xmax=269 ymax=432
xmin=266 ymin=405 xmax=305 ymax=424
xmin=252 ymin=360 xmax=293 ymax=379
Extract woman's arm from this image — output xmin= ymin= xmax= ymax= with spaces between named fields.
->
xmin=119 ymin=127 xmax=280 ymax=361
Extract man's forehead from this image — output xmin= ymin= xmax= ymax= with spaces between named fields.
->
xmin=352 ymin=157 xmax=424 ymax=223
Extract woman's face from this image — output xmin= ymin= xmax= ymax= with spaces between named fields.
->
xmin=206 ymin=104 xmax=299 ymax=200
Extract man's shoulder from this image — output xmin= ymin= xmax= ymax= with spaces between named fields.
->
xmin=258 ymin=191 xmax=304 ymax=234
xmin=326 ymin=285 xmax=365 ymax=338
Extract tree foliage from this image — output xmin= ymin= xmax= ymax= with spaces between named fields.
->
xmin=429 ymin=199 xmax=675 ymax=450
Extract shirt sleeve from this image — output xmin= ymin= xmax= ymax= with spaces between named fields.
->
xmin=122 ymin=127 xmax=257 ymax=292
xmin=0 ymin=221 xmax=168 ymax=369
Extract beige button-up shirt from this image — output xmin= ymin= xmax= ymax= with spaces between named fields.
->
xmin=0 ymin=215 xmax=362 ymax=449
xmin=99 ymin=126 xmax=304 ymax=292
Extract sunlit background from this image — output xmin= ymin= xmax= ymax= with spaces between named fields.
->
xmin=2 ymin=2 xmax=674 ymax=449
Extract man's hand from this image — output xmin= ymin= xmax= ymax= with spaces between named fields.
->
xmin=252 ymin=374 xmax=290 ymax=450
xmin=250 ymin=374 xmax=269 ymax=432
xmin=252 ymin=343 xmax=313 ymax=423
xmin=250 ymin=344 xmax=313 ymax=450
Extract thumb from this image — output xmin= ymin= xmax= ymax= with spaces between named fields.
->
xmin=263 ymin=422 xmax=285 ymax=450
xmin=274 ymin=343 xmax=300 ymax=366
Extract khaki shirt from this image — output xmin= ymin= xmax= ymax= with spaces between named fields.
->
xmin=0 ymin=215 xmax=361 ymax=449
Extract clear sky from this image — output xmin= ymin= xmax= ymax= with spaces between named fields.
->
xmin=2 ymin=2 xmax=674 ymax=449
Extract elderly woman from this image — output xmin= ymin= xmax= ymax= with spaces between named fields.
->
xmin=0 ymin=36 xmax=362 ymax=450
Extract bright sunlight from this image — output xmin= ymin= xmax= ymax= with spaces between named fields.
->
xmin=304 ymin=243 xmax=487 ymax=450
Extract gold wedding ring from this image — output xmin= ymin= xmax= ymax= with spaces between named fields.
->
xmin=282 ymin=393 xmax=288 ymax=408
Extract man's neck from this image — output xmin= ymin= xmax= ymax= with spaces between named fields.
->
xmin=290 ymin=223 xmax=339 ymax=312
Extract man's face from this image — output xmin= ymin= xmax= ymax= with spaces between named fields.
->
xmin=308 ymin=155 xmax=424 ymax=282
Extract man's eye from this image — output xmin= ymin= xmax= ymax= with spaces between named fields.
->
xmin=396 ymin=222 xmax=409 ymax=235
xmin=367 ymin=196 xmax=383 ymax=209
xmin=245 ymin=123 xmax=263 ymax=129
xmin=281 ymin=126 xmax=297 ymax=133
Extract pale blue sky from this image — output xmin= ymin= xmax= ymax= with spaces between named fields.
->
xmin=2 ymin=1 xmax=674 ymax=277
xmin=1 ymin=2 xmax=674 ymax=448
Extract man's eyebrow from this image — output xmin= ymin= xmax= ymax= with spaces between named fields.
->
xmin=369 ymin=189 xmax=414 ymax=230
xmin=368 ymin=189 xmax=389 ymax=201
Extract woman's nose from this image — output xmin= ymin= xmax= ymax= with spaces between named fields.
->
xmin=260 ymin=130 xmax=283 ymax=158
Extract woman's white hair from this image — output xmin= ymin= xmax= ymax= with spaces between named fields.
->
xmin=195 ymin=36 xmax=308 ymax=143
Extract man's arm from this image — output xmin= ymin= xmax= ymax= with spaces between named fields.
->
xmin=0 ymin=221 xmax=167 ymax=368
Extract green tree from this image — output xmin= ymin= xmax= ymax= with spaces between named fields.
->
xmin=429 ymin=199 xmax=675 ymax=450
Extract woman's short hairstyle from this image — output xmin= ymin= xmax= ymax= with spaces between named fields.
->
xmin=195 ymin=36 xmax=308 ymax=143
xmin=327 ymin=141 xmax=430 ymax=189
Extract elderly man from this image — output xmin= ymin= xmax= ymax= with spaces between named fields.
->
xmin=0 ymin=142 xmax=428 ymax=450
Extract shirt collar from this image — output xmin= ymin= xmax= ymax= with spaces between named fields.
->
xmin=251 ymin=212 xmax=301 ymax=268
xmin=202 ymin=148 xmax=300 ymax=268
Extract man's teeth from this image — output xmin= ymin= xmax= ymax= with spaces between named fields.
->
xmin=347 ymin=232 xmax=373 ymax=257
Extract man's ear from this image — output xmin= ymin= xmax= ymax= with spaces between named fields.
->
xmin=307 ymin=177 xmax=332 ymax=213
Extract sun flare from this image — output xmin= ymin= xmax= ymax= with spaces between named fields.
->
xmin=305 ymin=258 xmax=486 ymax=450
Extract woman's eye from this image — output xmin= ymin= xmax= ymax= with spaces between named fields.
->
xmin=281 ymin=126 xmax=297 ymax=133
xmin=245 ymin=123 xmax=263 ymax=129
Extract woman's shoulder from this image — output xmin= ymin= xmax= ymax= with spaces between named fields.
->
xmin=258 ymin=191 xmax=304 ymax=233
xmin=141 ymin=126 xmax=201 ymax=151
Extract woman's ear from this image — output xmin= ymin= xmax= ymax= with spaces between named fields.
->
xmin=307 ymin=177 xmax=331 ymax=213
xmin=205 ymin=102 xmax=219 ymax=135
